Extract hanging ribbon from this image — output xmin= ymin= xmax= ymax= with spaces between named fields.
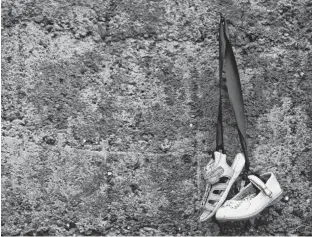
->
xmin=215 ymin=16 xmax=250 ymax=175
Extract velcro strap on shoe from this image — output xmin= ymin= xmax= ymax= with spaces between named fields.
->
xmin=207 ymin=193 xmax=222 ymax=201
xmin=204 ymin=159 xmax=215 ymax=176
xmin=203 ymin=152 xmax=234 ymax=184
xmin=204 ymin=167 xmax=224 ymax=184
xmin=248 ymin=175 xmax=272 ymax=197
xmin=203 ymin=203 xmax=215 ymax=211
xmin=211 ymin=182 xmax=227 ymax=191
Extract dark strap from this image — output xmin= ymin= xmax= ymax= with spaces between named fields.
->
xmin=216 ymin=16 xmax=226 ymax=153
xmin=215 ymin=16 xmax=250 ymax=174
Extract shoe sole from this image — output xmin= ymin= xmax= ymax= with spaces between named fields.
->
xmin=216 ymin=191 xmax=284 ymax=222
xmin=200 ymin=153 xmax=246 ymax=222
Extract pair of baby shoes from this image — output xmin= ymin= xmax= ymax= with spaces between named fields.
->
xmin=200 ymin=152 xmax=283 ymax=222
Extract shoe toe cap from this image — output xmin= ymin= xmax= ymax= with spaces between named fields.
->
xmin=199 ymin=210 xmax=213 ymax=222
xmin=216 ymin=202 xmax=243 ymax=220
xmin=215 ymin=206 xmax=229 ymax=220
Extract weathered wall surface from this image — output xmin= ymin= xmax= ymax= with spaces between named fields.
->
xmin=1 ymin=0 xmax=312 ymax=235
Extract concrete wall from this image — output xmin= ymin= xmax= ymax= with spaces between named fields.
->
xmin=1 ymin=0 xmax=312 ymax=235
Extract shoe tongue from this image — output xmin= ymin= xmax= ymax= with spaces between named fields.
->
xmin=214 ymin=151 xmax=225 ymax=166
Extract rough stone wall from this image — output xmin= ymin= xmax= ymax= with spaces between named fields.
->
xmin=1 ymin=0 xmax=312 ymax=235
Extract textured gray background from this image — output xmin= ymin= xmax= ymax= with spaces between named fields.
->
xmin=1 ymin=0 xmax=312 ymax=235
